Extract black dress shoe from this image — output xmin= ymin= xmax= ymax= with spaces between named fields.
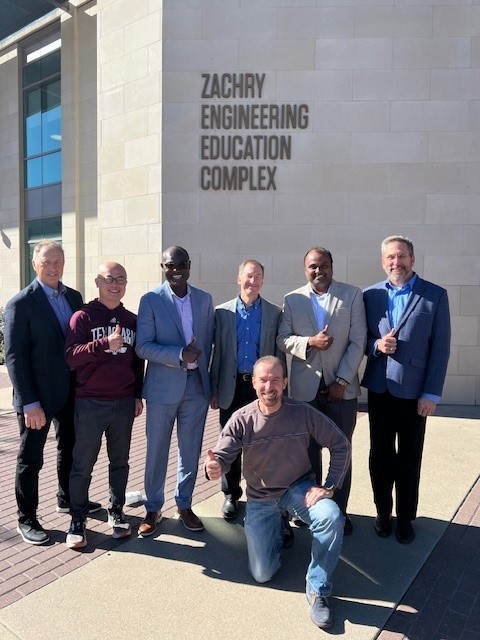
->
xmin=374 ymin=515 xmax=392 ymax=538
xmin=396 ymin=519 xmax=415 ymax=544
xmin=222 ymin=497 xmax=239 ymax=520
xmin=343 ymin=515 xmax=353 ymax=536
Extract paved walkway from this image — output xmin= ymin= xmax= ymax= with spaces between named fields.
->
xmin=0 ymin=367 xmax=478 ymax=639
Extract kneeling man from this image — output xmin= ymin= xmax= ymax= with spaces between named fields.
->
xmin=205 ymin=356 xmax=350 ymax=630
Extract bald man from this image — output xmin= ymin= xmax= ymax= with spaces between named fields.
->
xmin=64 ymin=262 xmax=144 ymax=549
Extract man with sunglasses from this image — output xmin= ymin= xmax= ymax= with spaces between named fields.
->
xmin=64 ymin=262 xmax=144 ymax=549
xmin=136 ymin=246 xmax=214 ymax=535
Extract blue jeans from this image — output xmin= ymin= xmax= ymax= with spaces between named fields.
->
xmin=244 ymin=478 xmax=344 ymax=596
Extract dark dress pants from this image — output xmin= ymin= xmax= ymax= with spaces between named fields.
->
xmin=368 ymin=390 xmax=427 ymax=521
xmin=16 ymin=379 xmax=76 ymax=521
xmin=308 ymin=390 xmax=357 ymax=515
xmin=219 ymin=375 xmax=257 ymax=500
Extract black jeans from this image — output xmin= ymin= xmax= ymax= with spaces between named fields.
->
xmin=69 ymin=397 xmax=135 ymax=518
xmin=219 ymin=375 xmax=257 ymax=500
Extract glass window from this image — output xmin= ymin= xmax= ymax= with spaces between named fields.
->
xmin=25 ymin=157 xmax=42 ymax=188
xmin=22 ymin=31 xmax=62 ymax=287
xmin=42 ymin=152 xmax=61 ymax=184
xmin=24 ymin=88 xmax=42 ymax=156
xmin=42 ymin=79 xmax=61 ymax=152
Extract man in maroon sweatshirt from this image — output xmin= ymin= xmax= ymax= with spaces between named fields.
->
xmin=64 ymin=262 xmax=144 ymax=549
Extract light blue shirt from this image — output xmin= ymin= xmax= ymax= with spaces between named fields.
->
xmin=384 ymin=274 xmax=440 ymax=404
xmin=37 ymin=278 xmax=73 ymax=335
xmin=24 ymin=279 xmax=74 ymax=412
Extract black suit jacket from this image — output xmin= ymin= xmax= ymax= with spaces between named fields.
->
xmin=4 ymin=280 xmax=83 ymax=415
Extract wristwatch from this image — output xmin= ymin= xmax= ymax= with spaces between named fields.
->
xmin=322 ymin=480 xmax=336 ymax=492
xmin=335 ymin=377 xmax=348 ymax=387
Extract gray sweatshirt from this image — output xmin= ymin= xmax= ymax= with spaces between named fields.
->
xmin=212 ymin=397 xmax=351 ymax=501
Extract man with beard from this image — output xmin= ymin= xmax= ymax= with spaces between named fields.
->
xmin=362 ymin=235 xmax=451 ymax=544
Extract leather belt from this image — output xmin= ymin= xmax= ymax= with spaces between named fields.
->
xmin=238 ymin=373 xmax=252 ymax=381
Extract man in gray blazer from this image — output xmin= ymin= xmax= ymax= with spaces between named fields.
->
xmin=362 ymin=235 xmax=451 ymax=544
xmin=210 ymin=259 xmax=282 ymax=520
xmin=277 ymin=248 xmax=366 ymax=534
xmin=135 ymin=246 xmax=214 ymax=536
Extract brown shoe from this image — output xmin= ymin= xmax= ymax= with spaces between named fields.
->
xmin=138 ymin=510 xmax=162 ymax=537
xmin=177 ymin=508 xmax=204 ymax=532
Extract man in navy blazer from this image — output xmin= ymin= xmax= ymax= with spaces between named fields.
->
xmin=136 ymin=246 xmax=214 ymax=536
xmin=362 ymin=235 xmax=451 ymax=544
xmin=4 ymin=240 xmax=87 ymax=545
xmin=209 ymin=259 xmax=283 ymax=520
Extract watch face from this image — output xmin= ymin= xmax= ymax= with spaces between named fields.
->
xmin=323 ymin=481 xmax=335 ymax=491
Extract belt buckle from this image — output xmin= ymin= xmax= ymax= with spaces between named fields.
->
xmin=241 ymin=373 xmax=252 ymax=382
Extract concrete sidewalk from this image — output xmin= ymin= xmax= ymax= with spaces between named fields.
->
xmin=0 ymin=366 xmax=478 ymax=639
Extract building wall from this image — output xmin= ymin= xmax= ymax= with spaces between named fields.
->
xmin=62 ymin=3 xmax=99 ymax=299
xmin=0 ymin=0 xmax=479 ymax=403
xmin=0 ymin=45 xmax=21 ymax=301
xmin=97 ymin=0 xmax=163 ymax=306
xmin=159 ymin=0 xmax=480 ymax=405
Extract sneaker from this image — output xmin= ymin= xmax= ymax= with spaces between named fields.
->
xmin=108 ymin=508 xmax=131 ymax=539
xmin=177 ymin=508 xmax=204 ymax=532
xmin=138 ymin=510 xmax=163 ymax=537
xmin=17 ymin=519 xmax=49 ymax=545
xmin=56 ymin=500 xmax=102 ymax=514
xmin=306 ymin=587 xmax=333 ymax=629
xmin=66 ymin=517 xmax=87 ymax=549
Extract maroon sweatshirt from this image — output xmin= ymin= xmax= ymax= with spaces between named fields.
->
xmin=65 ymin=299 xmax=144 ymax=400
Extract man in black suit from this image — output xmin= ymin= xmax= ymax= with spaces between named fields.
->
xmin=4 ymin=240 xmax=99 ymax=545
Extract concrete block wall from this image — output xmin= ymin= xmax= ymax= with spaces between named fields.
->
xmin=160 ymin=0 xmax=480 ymax=404
xmin=97 ymin=0 xmax=163 ymax=307
xmin=61 ymin=5 xmax=99 ymax=301
xmin=0 ymin=46 xmax=21 ymax=303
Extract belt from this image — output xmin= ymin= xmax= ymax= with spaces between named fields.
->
xmin=238 ymin=373 xmax=252 ymax=381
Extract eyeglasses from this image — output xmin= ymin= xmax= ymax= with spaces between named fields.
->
xmin=98 ymin=275 xmax=127 ymax=285
xmin=163 ymin=261 xmax=189 ymax=270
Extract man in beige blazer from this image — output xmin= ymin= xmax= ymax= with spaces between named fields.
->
xmin=277 ymin=248 xmax=366 ymax=534
xmin=210 ymin=259 xmax=283 ymax=520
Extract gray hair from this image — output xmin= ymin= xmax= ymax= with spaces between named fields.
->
xmin=238 ymin=259 xmax=264 ymax=276
xmin=381 ymin=235 xmax=414 ymax=257
xmin=33 ymin=240 xmax=64 ymax=259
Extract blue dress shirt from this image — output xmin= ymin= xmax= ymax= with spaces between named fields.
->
xmin=236 ymin=296 xmax=261 ymax=374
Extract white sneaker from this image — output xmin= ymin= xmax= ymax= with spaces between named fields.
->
xmin=66 ymin=517 xmax=87 ymax=549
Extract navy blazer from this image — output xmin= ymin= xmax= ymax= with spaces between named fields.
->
xmin=4 ymin=279 xmax=83 ymax=414
xmin=361 ymin=276 xmax=451 ymax=400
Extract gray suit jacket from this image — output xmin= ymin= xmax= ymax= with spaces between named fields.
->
xmin=362 ymin=276 xmax=451 ymax=399
xmin=210 ymin=296 xmax=282 ymax=410
xmin=136 ymin=282 xmax=214 ymax=404
xmin=277 ymin=281 xmax=367 ymax=402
